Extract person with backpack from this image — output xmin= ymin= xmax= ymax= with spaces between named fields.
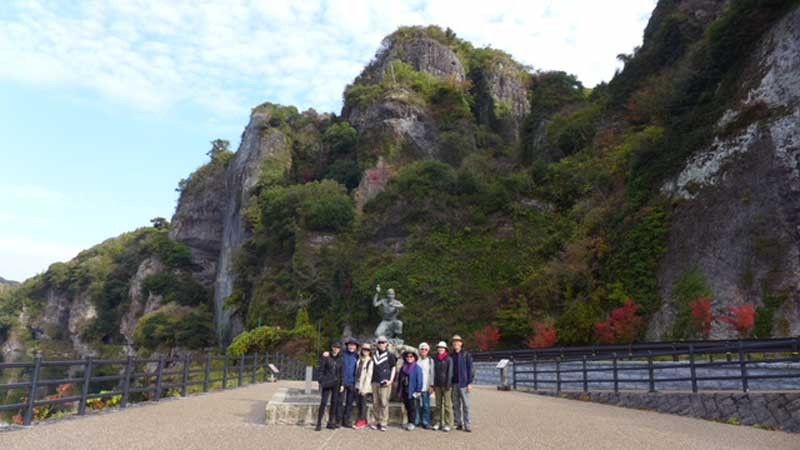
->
xmin=315 ymin=342 xmax=343 ymax=431
xmin=450 ymin=334 xmax=474 ymax=432
xmin=370 ymin=336 xmax=396 ymax=431
xmin=431 ymin=340 xmax=454 ymax=432
xmin=397 ymin=350 xmax=424 ymax=431
xmin=353 ymin=342 xmax=374 ymax=430
xmin=340 ymin=337 xmax=360 ymax=427
xmin=414 ymin=342 xmax=435 ymax=429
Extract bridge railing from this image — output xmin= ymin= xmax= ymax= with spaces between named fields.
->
xmin=474 ymin=337 xmax=800 ymax=393
xmin=0 ymin=351 xmax=306 ymax=426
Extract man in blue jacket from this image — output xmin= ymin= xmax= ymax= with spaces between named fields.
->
xmin=339 ymin=337 xmax=360 ymax=427
xmin=450 ymin=334 xmax=474 ymax=432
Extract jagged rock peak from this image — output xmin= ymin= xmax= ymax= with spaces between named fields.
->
xmin=355 ymin=26 xmax=467 ymax=86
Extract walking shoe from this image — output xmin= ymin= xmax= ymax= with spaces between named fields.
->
xmin=369 ymin=424 xmax=378 ymax=430
xmin=456 ymin=425 xmax=463 ymax=430
xmin=326 ymin=423 xmax=337 ymax=430
xmin=315 ymin=424 xmax=322 ymax=432
xmin=405 ymin=423 xmax=416 ymax=431
xmin=378 ymin=425 xmax=387 ymax=432
xmin=464 ymin=426 xmax=472 ymax=432
xmin=432 ymin=424 xmax=440 ymax=431
xmin=442 ymin=426 xmax=451 ymax=432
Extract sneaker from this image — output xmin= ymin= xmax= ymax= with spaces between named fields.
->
xmin=405 ymin=424 xmax=416 ymax=431
xmin=357 ymin=420 xmax=369 ymax=430
xmin=369 ymin=424 xmax=378 ymax=430
xmin=315 ymin=424 xmax=322 ymax=432
xmin=326 ymin=423 xmax=337 ymax=430
xmin=432 ymin=424 xmax=440 ymax=431
xmin=442 ymin=426 xmax=451 ymax=432
xmin=456 ymin=425 xmax=463 ymax=430
xmin=378 ymin=425 xmax=387 ymax=432
xmin=464 ymin=426 xmax=472 ymax=433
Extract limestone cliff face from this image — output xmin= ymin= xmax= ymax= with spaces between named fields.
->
xmin=119 ymin=256 xmax=165 ymax=347
xmin=212 ymin=107 xmax=293 ymax=344
xmin=651 ymin=6 xmax=800 ymax=339
xmin=472 ymin=55 xmax=531 ymax=143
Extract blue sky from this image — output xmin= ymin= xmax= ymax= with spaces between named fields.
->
xmin=0 ymin=0 xmax=656 ymax=281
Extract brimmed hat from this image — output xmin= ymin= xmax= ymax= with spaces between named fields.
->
xmin=418 ymin=342 xmax=430 ymax=350
xmin=344 ymin=337 xmax=360 ymax=347
xmin=331 ymin=341 xmax=342 ymax=348
xmin=436 ymin=341 xmax=448 ymax=348
xmin=451 ymin=334 xmax=463 ymax=342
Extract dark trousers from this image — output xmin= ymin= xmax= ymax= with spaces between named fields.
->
xmin=341 ymin=385 xmax=357 ymax=425
xmin=356 ymin=393 xmax=369 ymax=421
xmin=401 ymin=392 xmax=417 ymax=424
xmin=317 ymin=387 xmax=340 ymax=426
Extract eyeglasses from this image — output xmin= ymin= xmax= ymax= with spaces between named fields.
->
xmin=377 ymin=341 xmax=387 ymax=344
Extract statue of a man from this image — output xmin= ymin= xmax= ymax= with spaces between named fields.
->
xmin=373 ymin=284 xmax=404 ymax=339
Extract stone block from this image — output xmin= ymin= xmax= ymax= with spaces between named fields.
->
xmin=265 ymin=388 xmax=406 ymax=426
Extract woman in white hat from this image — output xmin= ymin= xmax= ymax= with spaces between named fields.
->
xmin=431 ymin=341 xmax=454 ymax=431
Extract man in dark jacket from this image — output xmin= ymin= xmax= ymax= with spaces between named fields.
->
xmin=316 ymin=342 xmax=343 ymax=431
xmin=450 ymin=334 xmax=474 ymax=432
xmin=339 ymin=337 xmax=360 ymax=427
xmin=432 ymin=340 xmax=454 ymax=432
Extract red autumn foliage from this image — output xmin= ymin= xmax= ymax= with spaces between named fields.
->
xmin=690 ymin=297 xmax=714 ymax=339
xmin=473 ymin=325 xmax=501 ymax=351
xmin=720 ymin=304 xmax=756 ymax=337
xmin=594 ymin=299 xmax=645 ymax=345
xmin=527 ymin=322 xmax=558 ymax=349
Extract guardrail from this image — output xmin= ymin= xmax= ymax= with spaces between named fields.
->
xmin=474 ymin=337 xmax=800 ymax=394
xmin=0 ymin=351 xmax=306 ymax=426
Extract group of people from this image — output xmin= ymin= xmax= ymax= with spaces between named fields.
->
xmin=316 ymin=334 xmax=474 ymax=432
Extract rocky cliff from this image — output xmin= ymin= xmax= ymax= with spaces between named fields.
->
xmin=2 ymin=1 xmax=799 ymax=361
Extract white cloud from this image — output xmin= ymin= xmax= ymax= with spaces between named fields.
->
xmin=0 ymin=0 xmax=656 ymax=117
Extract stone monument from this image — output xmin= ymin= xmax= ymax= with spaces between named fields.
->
xmin=372 ymin=284 xmax=404 ymax=345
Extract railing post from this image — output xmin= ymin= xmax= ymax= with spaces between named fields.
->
xmin=238 ymin=354 xmax=245 ymax=387
xmin=581 ymin=355 xmax=588 ymax=393
xmin=23 ymin=353 xmax=42 ymax=426
xmin=532 ymin=355 xmax=538 ymax=391
xmin=121 ymin=355 xmax=133 ymax=408
xmin=689 ymin=344 xmax=698 ymax=393
xmin=78 ymin=356 xmax=93 ymax=416
xmin=154 ymin=354 xmax=165 ymax=401
xmin=203 ymin=350 xmax=212 ymax=393
xmin=612 ymin=352 xmax=619 ymax=394
xmin=511 ymin=356 xmax=517 ymax=390
xmin=672 ymin=344 xmax=678 ymax=362
xmin=222 ymin=354 xmax=229 ymax=389
xmin=738 ymin=341 xmax=749 ymax=393
xmin=181 ymin=354 xmax=190 ymax=397
xmin=647 ymin=350 xmax=655 ymax=393
xmin=252 ymin=353 xmax=259 ymax=384
xmin=555 ymin=357 xmax=561 ymax=393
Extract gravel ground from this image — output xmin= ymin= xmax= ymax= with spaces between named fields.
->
xmin=0 ymin=381 xmax=796 ymax=450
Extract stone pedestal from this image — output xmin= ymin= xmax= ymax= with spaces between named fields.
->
xmin=265 ymin=388 xmax=407 ymax=426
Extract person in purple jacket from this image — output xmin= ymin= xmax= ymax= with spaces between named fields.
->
xmin=397 ymin=350 xmax=424 ymax=431
xmin=450 ymin=334 xmax=474 ymax=432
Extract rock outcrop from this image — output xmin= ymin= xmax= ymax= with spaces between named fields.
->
xmin=652 ymin=7 xmax=800 ymax=339
xmin=472 ymin=54 xmax=531 ymax=142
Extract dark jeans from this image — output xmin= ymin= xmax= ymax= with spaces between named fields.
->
xmin=356 ymin=393 xmax=369 ymax=422
xmin=341 ymin=385 xmax=357 ymax=424
xmin=317 ymin=387 xmax=341 ymax=426
xmin=401 ymin=392 xmax=417 ymax=425
xmin=414 ymin=391 xmax=431 ymax=427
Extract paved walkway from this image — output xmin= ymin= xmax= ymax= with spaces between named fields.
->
xmin=1 ymin=381 xmax=797 ymax=450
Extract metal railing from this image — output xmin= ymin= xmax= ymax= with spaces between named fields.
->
xmin=0 ymin=351 xmax=306 ymax=426
xmin=475 ymin=337 xmax=800 ymax=394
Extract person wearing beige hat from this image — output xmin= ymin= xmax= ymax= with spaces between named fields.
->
xmin=431 ymin=340 xmax=454 ymax=431
xmin=353 ymin=342 xmax=374 ymax=430
xmin=450 ymin=334 xmax=474 ymax=432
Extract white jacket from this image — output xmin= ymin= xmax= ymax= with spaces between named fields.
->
xmin=356 ymin=357 xmax=374 ymax=394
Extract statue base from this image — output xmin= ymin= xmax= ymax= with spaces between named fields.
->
xmin=265 ymin=387 xmax=406 ymax=426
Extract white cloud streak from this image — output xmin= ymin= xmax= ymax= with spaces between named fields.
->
xmin=0 ymin=0 xmax=656 ymax=116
